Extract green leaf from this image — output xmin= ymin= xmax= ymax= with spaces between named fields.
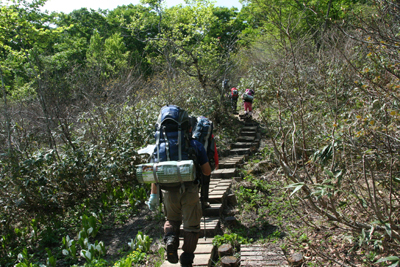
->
xmin=376 ymin=256 xmax=399 ymax=263
xmin=285 ymin=183 xmax=305 ymax=197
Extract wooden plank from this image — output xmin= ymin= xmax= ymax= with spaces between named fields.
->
xmin=232 ymin=142 xmax=253 ymax=149
xmin=162 ymin=253 xmax=210 ymax=267
xmin=178 ymin=244 xmax=214 ymax=254
xmin=208 ymin=196 xmax=223 ymax=203
xmin=237 ymin=136 xmax=255 ymax=142
xmin=240 ymin=131 xmax=257 ymax=136
xmin=208 ymin=191 xmax=224 ymax=196
xmin=214 ymin=183 xmax=231 ymax=188
xmin=241 ymin=252 xmax=285 ymax=257
xmin=197 ymin=238 xmax=214 ymax=244
xmin=242 ymin=126 xmax=258 ymax=131
xmin=178 ymin=237 xmax=214 ymax=244
xmin=241 ymin=247 xmax=266 ymax=251
xmin=222 ymin=169 xmax=236 ymax=178
xmin=161 ymin=250 xmax=213 ymax=267
xmin=209 ymin=190 xmax=227 ymax=195
xmin=215 ymin=181 xmax=232 ymax=185
xmin=230 ymin=149 xmax=250 ymax=155
xmin=242 ymin=256 xmax=265 ymax=260
xmin=241 ymin=261 xmax=288 ymax=267
xmin=211 ymin=169 xmax=224 ymax=175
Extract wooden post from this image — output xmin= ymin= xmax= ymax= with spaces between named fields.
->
xmin=288 ymin=252 xmax=303 ymax=266
xmin=224 ymin=216 xmax=237 ymax=228
xmin=218 ymin=244 xmax=233 ymax=257
xmin=221 ymin=256 xmax=240 ymax=267
xmin=227 ymin=194 xmax=237 ymax=205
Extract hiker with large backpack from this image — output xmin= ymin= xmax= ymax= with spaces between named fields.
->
xmin=190 ymin=116 xmax=219 ymax=210
xmin=144 ymin=105 xmax=211 ymax=267
xmin=229 ymin=87 xmax=239 ymax=113
xmin=242 ymin=88 xmax=255 ymax=118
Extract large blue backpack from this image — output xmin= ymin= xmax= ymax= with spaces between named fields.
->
xmin=153 ymin=105 xmax=192 ymax=162
xmin=192 ymin=116 xmax=215 ymax=168
xmin=151 ymin=106 xmax=201 ymax=189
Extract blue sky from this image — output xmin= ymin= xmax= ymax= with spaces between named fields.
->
xmin=41 ymin=0 xmax=242 ymax=14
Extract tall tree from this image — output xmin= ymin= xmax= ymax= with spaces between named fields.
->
xmin=128 ymin=0 xmax=245 ymax=92
xmin=0 ymin=0 xmax=70 ymax=152
xmin=242 ymin=0 xmax=372 ymax=44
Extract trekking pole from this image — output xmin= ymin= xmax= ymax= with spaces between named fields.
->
xmin=203 ymin=214 xmax=206 ymax=241
xmin=200 ymin=186 xmax=207 ymax=241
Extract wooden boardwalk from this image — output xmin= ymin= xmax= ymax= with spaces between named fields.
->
xmin=161 ymin=118 xmax=288 ymax=267
xmin=241 ymin=245 xmax=289 ymax=267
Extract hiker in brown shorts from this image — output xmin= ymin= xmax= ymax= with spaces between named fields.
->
xmin=148 ymin=132 xmax=211 ymax=267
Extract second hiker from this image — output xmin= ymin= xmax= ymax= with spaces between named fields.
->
xmin=190 ymin=115 xmax=219 ymax=209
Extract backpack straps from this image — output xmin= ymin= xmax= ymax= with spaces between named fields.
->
xmin=155 ymin=129 xmax=161 ymax=163
xmin=178 ymin=124 xmax=182 ymax=161
xmin=162 ymin=126 xmax=171 ymax=161
xmin=152 ymin=163 xmax=160 ymax=184
xmin=204 ymin=122 xmax=212 ymax=153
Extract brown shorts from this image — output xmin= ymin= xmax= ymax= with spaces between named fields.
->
xmin=162 ymin=184 xmax=202 ymax=232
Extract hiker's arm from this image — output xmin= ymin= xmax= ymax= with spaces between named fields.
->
xmin=201 ymin=162 xmax=211 ymax=176
xmin=151 ymin=183 xmax=158 ymax=194
xmin=148 ymin=183 xmax=159 ymax=211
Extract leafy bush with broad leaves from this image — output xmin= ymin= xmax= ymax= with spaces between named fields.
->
xmin=0 ymin=98 xmax=160 ymax=265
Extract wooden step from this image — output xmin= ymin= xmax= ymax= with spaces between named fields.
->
xmin=199 ymin=217 xmax=220 ymax=238
xmin=245 ymin=121 xmax=258 ymax=127
xmin=237 ymin=136 xmax=255 ymax=142
xmin=206 ymin=180 xmax=231 ymax=205
xmin=231 ymin=142 xmax=253 ymax=149
xmin=240 ymin=131 xmax=257 ymax=137
xmin=211 ymin=168 xmax=237 ymax=179
xmin=203 ymin=203 xmax=222 ymax=217
xmin=218 ymin=161 xmax=237 ymax=168
xmin=230 ymin=148 xmax=250 ymax=155
xmin=161 ymin=238 xmax=216 ymax=267
xmin=178 ymin=217 xmax=220 ymax=238
xmin=208 ymin=182 xmax=231 ymax=204
xmin=242 ymin=126 xmax=258 ymax=131
xmin=241 ymin=245 xmax=289 ymax=267
xmin=218 ymin=155 xmax=245 ymax=169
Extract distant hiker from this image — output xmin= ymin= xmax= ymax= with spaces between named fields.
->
xmin=222 ymin=79 xmax=229 ymax=91
xmin=242 ymin=89 xmax=255 ymax=117
xmin=229 ymin=87 xmax=239 ymax=113
xmin=146 ymin=105 xmax=211 ymax=267
xmin=190 ymin=116 xmax=219 ymax=210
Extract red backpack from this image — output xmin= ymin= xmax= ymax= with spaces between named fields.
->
xmin=245 ymin=89 xmax=254 ymax=96
xmin=231 ymin=88 xmax=239 ymax=99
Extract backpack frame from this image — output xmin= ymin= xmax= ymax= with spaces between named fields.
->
xmin=152 ymin=105 xmax=200 ymax=188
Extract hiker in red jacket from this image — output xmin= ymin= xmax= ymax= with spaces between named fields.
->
xmin=243 ymin=89 xmax=255 ymax=117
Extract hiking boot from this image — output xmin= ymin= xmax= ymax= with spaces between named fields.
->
xmin=180 ymin=252 xmax=194 ymax=267
xmin=164 ymin=234 xmax=179 ymax=264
